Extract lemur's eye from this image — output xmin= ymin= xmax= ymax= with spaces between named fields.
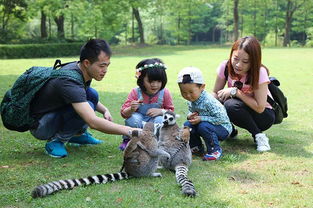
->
xmin=164 ymin=115 xmax=167 ymax=119
xmin=169 ymin=117 xmax=173 ymax=121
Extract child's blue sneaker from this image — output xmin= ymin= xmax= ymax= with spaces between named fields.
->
xmin=45 ymin=139 xmax=68 ymax=158
xmin=68 ymin=132 xmax=103 ymax=146
xmin=203 ymin=149 xmax=222 ymax=161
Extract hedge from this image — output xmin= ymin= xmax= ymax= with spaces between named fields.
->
xmin=0 ymin=42 xmax=84 ymax=59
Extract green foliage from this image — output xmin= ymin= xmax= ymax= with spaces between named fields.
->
xmin=0 ymin=0 xmax=27 ymax=42
xmin=305 ymin=27 xmax=313 ymax=47
xmin=0 ymin=42 xmax=83 ymax=58
xmin=263 ymin=32 xmax=284 ymax=47
xmin=2 ymin=0 xmax=313 ymax=46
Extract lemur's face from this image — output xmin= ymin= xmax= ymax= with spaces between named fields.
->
xmin=163 ymin=112 xmax=176 ymax=126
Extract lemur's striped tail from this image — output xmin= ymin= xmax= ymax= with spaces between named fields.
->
xmin=175 ymin=165 xmax=196 ymax=197
xmin=31 ymin=172 xmax=129 ymax=198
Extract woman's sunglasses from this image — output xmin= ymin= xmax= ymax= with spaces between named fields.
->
xmin=233 ymin=81 xmax=243 ymax=90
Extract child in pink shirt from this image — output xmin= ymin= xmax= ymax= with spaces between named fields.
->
xmin=119 ymin=58 xmax=174 ymax=150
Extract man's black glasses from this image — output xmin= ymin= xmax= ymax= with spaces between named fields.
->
xmin=233 ymin=81 xmax=243 ymax=90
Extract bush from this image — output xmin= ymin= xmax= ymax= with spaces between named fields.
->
xmin=0 ymin=42 xmax=84 ymax=59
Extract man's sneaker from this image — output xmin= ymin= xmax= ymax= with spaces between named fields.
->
xmin=68 ymin=131 xmax=103 ymax=146
xmin=45 ymin=139 xmax=68 ymax=158
xmin=119 ymin=138 xmax=130 ymax=151
xmin=255 ymin=133 xmax=271 ymax=152
xmin=203 ymin=149 xmax=222 ymax=161
xmin=191 ymin=146 xmax=205 ymax=157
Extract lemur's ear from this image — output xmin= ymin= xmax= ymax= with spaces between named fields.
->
xmin=175 ymin=114 xmax=181 ymax=119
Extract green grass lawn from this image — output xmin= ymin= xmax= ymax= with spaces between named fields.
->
xmin=0 ymin=46 xmax=312 ymax=208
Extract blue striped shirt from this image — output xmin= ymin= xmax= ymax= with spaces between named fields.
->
xmin=187 ymin=90 xmax=232 ymax=134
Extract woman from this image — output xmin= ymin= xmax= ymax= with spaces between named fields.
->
xmin=212 ymin=36 xmax=275 ymax=152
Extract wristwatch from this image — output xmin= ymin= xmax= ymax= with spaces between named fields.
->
xmin=230 ymin=87 xmax=237 ymax=98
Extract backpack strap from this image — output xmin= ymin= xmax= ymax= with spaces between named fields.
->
xmin=267 ymin=95 xmax=277 ymax=108
xmin=224 ymin=61 xmax=229 ymax=80
xmin=53 ymin=59 xmax=76 ymax=69
xmin=136 ymin=87 xmax=143 ymax=101
xmin=157 ymin=89 xmax=165 ymax=105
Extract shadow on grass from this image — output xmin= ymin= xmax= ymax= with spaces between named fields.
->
xmin=220 ymin=126 xmax=312 ymax=160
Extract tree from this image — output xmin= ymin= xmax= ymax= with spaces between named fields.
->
xmin=26 ymin=0 xmax=68 ymax=39
xmin=132 ymin=7 xmax=144 ymax=44
xmin=40 ymin=10 xmax=47 ymax=38
xmin=282 ymin=0 xmax=305 ymax=46
xmin=54 ymin=14 xmax=64 ymax=38
xmin=0 ymin=0 xmax=27 ymax=41
xmin=233 ymin=0 xmax=239 ymax=41
xmin=290 ymin=0 xmax=313 ymax=45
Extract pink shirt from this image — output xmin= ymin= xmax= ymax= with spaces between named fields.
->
xmin=120 ymin=87 xmax=174 ymax=118
xmin=217 ymin=60 xmax=272 ymax=109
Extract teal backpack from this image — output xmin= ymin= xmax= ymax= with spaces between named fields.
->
xmin=0 ymin=60 xmax=84 ymax=132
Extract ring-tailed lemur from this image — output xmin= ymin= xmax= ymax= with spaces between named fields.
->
xmin=31 ymin=122 xmax=170 ymax=198
xmin=158 ymin=111 xmax=196 ymax=197
xmin=121 ymin=122 xmax=170 ymax=177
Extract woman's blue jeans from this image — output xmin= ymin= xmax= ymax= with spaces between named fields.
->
xmin=30 ymin=87 xmax=98 ymax=142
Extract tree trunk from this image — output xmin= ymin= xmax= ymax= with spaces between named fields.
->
xmin=212 ymin=27 xmax=215 ymax=42
xmin=240 ymin=14 xmax=244 ymax=37
xmin=40 ymin=10 xmax=47 ymax=38
xmin=177 ymin=14 xmax=181 ymax=44
xmin=54 ymin=15 xmax=65 ymax=39
xmin=233 ymin=0 xmax=239 ymax=41
xmin=49 ymin=16 xmax=51 ymax=38
xmin=283 ymin=13 xmax=291 ymax=47
xmin=71 ymin=13 xmax=74 ymax=40
xmin=132 ymin=11 xmax=135 ymax=43
xmin=158 ymin=17 xmax=164 ymax=44
xmin=132 ymin=7 xmax=145 ymax=44
xmin=253 ymin=0 xmax=257 ymax=37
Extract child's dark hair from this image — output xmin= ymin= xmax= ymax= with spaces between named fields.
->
xmin=80 ymin=39 xmax=112 ymax=64
xmin=136 ymin=58 xmax=167 ymax=92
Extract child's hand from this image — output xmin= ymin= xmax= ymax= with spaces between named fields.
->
xmin=187 ymin=112 xmax=199 ymax=120
xmin=104 ymin=110 xmax=113 ymax=121
xmin=146 ymin=108 xmax=162 ymax=117
xmin=130 ymin=99 xmax=143 ymax=112
xmin=189 ymin=116 xmax=201 ymax=125
xmin=217 ymin=88 xmax=232 ymax=102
